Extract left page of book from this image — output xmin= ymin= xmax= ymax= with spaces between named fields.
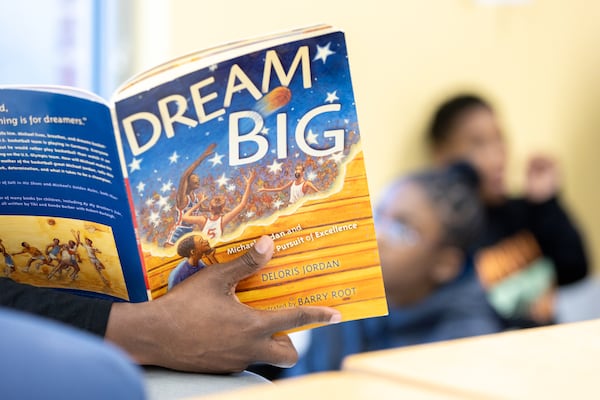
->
xmin=0 ymin=88 xmax=147 ymax=301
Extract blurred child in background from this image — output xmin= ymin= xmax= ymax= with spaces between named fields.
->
xmin=283 ymin=162 xmax=502 ymax=375
xmin=427 ymin=94 xmax=589 ymax=326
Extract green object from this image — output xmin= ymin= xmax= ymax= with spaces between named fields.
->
xmin=487 ymin=258 xmax=555 ymax=319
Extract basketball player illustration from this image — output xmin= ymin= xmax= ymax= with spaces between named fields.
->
xmin=167 ymin=235 xmax=213 ymax=290
xmin=45 ymin=238 xmax=61 ymax=266
xmin=0 ymin=239 xmax=15 ymax=276
xmin=47 ymin=244 xmax=72 ymax=281
xmin=258 ymin=163 xmax=319 ymax=204
xmin=82 ymin=238 xmax=110 ymax=287
xmin=182 ymin=170 xmax=256 ymax=243
xmin=164 ymin=143 xmax=216 ymax=247
xmin=13 ymin=242 xmax=52 ymax=272
xmin=48 ymin=230 xmax=81 ymax=281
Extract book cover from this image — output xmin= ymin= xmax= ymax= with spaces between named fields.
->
xmin=113 ymin=27 xmax=388 ymax=321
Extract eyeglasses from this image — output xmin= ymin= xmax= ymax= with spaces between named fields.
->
xmin=374 ymin=213 xmax=420 ymax=246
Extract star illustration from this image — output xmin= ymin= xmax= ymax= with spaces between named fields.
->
xmin=168 ymin=151 xmax=179 ymax=164
xmin=313 ymin=42 xmax=335 ymax=64
xmin=246 ymin=210 xmax=255 ymax=218
xmin=216 ymin=173 xmax=230 ymax=187
xmin=307 ymin=171 xmax=317 ymax=181
xmin=145 ymin=198 xmax=154 ymax=207
xmin=208 ymin=152 xmax=224 ymax=167
xmin=260 ymin=127 xmax=270 ymax=135
xmin=160 ymin=180 xmax=173 ymax=193
xmin=267 ymin=159 xmax=283 ymax=174
xmin=325 ymin=91 xmax=339 ymax=104
xmin=317 ymin=158 xmax=325 ymax=165
xmin=149 ymin=210 xmax=160 ymax=226
xmin=226 ymin=184 xmax=236 ymax=192
xmin=136 ymin=181 xmax=146 ymax=193
xmin=272 ymin=199 xmax=284 ymax=209
xmin=305 ymin=129 xmax=319 ymax=145
xmin=209 ymin=64 xmax=218 ymax=72
xmin=157 ymin=195 xmax=169 ymax=209
xmin=329 ymin=152 xmax=345 ymax=164
xmin=128 ymin=158 xmax=142 ymax=173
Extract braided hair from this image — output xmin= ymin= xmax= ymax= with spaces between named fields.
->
xmin=408 ymin=162 xmax=483 ymax=252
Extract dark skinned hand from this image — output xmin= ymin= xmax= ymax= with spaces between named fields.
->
xmin=105 ymin=236 xmax=341 ymax=373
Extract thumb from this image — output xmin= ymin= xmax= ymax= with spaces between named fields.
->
xmin=217 ymin=236 xmax=274 ymax=287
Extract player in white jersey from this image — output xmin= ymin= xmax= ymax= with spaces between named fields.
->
xmin=165 ymin=143 xmax=216 ymax=247
xmin=183 ymin=170 xmax=256 ymax=243
xmin=201 ymin=214 xmax=223 ymax=242
xmin=83 ymin=238 xmax=110 ymax=286
xmin=48 ymin=244 xmax=75 ymax=281
xmin=289 ymin=180 xmax=306 ymax=204
xmin=258 ymin=164 xmax=319 ymax=204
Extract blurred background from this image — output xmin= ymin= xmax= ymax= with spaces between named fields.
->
xmin=2 ymin=0 xmax=599 ymax=269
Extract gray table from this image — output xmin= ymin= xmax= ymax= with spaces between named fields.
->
xmin=144 ymin=367 xmax=270 ymax=399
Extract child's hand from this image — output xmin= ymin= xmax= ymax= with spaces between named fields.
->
xmin=525 ymin=155 xmax=560 ymax=203
xmin=528 ymin=287 xmax=556 ymax=325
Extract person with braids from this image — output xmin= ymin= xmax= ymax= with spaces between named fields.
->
xmin=427 ymin=94 xmax=589 ymax=326
xmin=282 ymin=163 xmax=502 ymax=376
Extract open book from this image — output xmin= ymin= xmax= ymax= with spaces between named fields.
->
xmin=0 ymin=25 xmax=388 ymax=323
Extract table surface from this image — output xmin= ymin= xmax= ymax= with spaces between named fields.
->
xmin=194 ymin=371 xmax=467 ymax=400
xmin=343 ymin=319 xmax=600 ymax=399
xmin=178 ymin=319 xmax=600 ymax=399
xmin=143 ymin=367 xmax=269 ymax=400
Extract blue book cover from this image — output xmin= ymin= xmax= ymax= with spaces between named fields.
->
xmin=112 ymin=25 xmax=387 ymax=321
xmin=0 ymin=88 xmax=147 ymax=301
